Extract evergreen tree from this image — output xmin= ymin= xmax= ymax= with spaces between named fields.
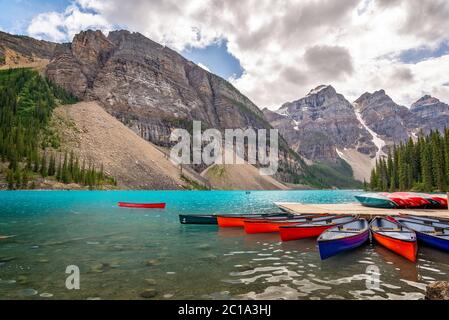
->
xmin=22 ymin=170 xmax=29 ymax=189
xmin=369 ymin=130 xmax=449 ymax=192
xmin=6 ymin=169 xmax=14 ymax=190
xmin=40 ymin=152 xmax=48 ymax=178
xmin=62 ymin=152 xmax=70 ymax=184
xmin=0 ymin=69 xmax=114 ymax=189
xmin=48 ymin=153 xmax=56 ymax=176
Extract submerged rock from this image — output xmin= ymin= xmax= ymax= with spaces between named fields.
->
xmin=426 ymin=281 xmax=449 ymax=300
xmin=197 ymin=244 xmax=211 ymax=250
xmin=18 ymin=288 xmax=38 ymax=297
xmin=145 ymin=259 xmax=160 ymax=266
xmin=37 ymin=259 xmax=49 ymax=263
xmin=17 ymin=275 xmax=28 ymax=285
xmin=140 ymin=289 xmax=158 ymax=299
xmin=89 ymin=263 xmax=110 ymax=273
xmin=144 ymin=278 xmax=157 ymax=286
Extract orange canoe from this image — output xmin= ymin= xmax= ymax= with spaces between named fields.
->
xmin=217 ymin=213 xmax=292 ymax=228
xmin=370 ymin=217 xmax=417 ymax=262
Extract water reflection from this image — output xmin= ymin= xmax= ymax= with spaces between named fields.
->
xmin=1 ymin=190 xmax=449 ymax=300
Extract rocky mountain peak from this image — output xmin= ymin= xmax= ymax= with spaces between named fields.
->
xmin=408 ymin=95 xmax=449 ymax=131
xmin=411 ymin=95 xmax=441 ymax=110
xmin=354 ymin=89 xmax=393 ymax=109
xmin=271 ymin=85 xmax=377 ymax=164
xmin=45 ymin=29 xmax=275 ymax=149
xmin=306 ymin=85 xmax=336 ymax=97
xmin=279 ymin=85 xmax=341 ymax=115
xmin=71 ymin=30 xmax=115 ymax=71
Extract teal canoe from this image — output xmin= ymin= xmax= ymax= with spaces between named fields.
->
xmin=355 ymin=193 xmax=398 ymax=209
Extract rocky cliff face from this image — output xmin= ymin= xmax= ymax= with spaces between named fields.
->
xmin=266 ymin=85 xmax=376 ymax=163
xmin=266 ymin=86 xmax=449 ymax=182
xmin=0 ymin=31 xmax=56 ymax=65
xmin=409 ymin=95 xmax=449 ymax=134
xmin=354 ymin=91 xmax=449 ymax=146
xmin=354 ymin=90 xmax=412 ymax=147
xmin=44 ymin=30 xmax=309 ymax=184
xmin=46 ymin=30 xmax=269 ymax=148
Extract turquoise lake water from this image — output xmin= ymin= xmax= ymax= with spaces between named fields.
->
xmin=0 ymin=190 xmax=448 ymax=300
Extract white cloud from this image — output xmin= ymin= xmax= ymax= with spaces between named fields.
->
xmin=27 ymin=3 xmax=111 ymax=43
xmin=25 ymin=0 xmax=449 ymax=109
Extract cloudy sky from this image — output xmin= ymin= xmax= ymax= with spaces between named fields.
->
xmin=1 ymin=0 xmax=449 ymax=110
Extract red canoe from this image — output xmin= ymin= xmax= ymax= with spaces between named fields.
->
xmin=279 ymin=216 xmax=356 ymax=241
xmin=244 ymin=215 xmax=335 ymax=234
xmin=421 ymin=193 xmax=448 ymax=209
xmin=380 ymin=193 xmax=409 ymax=208
xmin=370 ymin=217 xmax=417 ymax=262
xmin=118 ymin=202 xmax=166 ymax=209
xmin=217 ymin=213 xmax=294 ymax=228
xmin=217 ymin=216 xmax=248 ymax=228
xmin=392 ymin=192 xmax=430 ymax=208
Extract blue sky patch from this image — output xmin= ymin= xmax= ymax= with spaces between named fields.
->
xmin=399 ymin=41 xmax=449 ymax=64
xmin=182 ymin=40 xmax=244 ymax=80
xmin=0 ymin=0 xmax=70 ymax=34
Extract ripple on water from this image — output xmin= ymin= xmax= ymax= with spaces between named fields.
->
xmin=292 ymin=278 xmax=332 ymax=294
xmin=1 ymin=190 xmax=448 ymax=300
xmin=239 ymin=285 xmax=306 ymax=300
xmin=400 ymin=279 xmax=427 ymax=291
xmin=386 ymin=292 xmax=424 ymax=300
xmin=0 ymin=279 xmax=16 ymax=284
xmin=419 ymin=265 xmax=441 ymax=273
xmin=358 ymin=260 xmax=375 ymax=265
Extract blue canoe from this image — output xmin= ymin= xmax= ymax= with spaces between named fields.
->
xmin=398 ymin=215 xmax=449 ymax=228
xmin=355 ymin=193 xmax=398 ymax=209
xmin=395 ymin=218 xmax=449 ymax=253
xmin=318 ymin=219 xmax=370 ymax=260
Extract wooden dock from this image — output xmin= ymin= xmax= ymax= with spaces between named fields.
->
xmin=275 ymin=202 xmax=449 ymax=220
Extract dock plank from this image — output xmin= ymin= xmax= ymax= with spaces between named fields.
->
xmin=275 ymin=202 xmax=449 ymax=219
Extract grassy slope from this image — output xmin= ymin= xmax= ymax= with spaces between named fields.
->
xmin=306 ymin=158 xmax=363 ymax=189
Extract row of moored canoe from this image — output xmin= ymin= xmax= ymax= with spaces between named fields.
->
xmin=355 ymin=192 xmax=448 ymax=209
xmin=179 ymin=213 xmax=449 ymax=261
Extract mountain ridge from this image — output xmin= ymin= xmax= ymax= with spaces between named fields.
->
xmin=0 ymin=30 xmax=313 ymax=189
xmin=266 ymin=85 xmax=449 ymax=182
xmin=3 ymin=29 xmax=448 ymax=188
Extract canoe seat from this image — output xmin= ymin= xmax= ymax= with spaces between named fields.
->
xmin=329 ymin=230 xmax=360 ymax=234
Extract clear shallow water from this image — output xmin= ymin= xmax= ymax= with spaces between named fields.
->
xmin=0 ymin=190 xmax=448 ymax=300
